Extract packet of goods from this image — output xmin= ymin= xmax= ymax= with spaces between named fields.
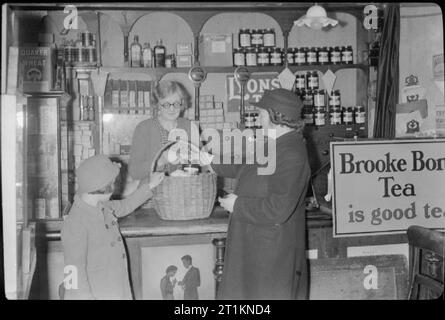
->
xmin=170 ymin=169 xmax=193 ymax=177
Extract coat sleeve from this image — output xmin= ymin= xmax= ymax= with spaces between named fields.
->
xmin=233 ymin=154 xmax=310 ymax=225
xmin=105 ymin=183 xmax=153 ymax=218
xmin=128 ymin=122 xmax=152 ymax=180
xmin=61 ymin=218 xmax=95 ymax=300
xmin=210 ymin=164 xmax=242 ymax=178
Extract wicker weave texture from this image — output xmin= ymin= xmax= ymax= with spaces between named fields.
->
xmin=150 ymin=141 xmax=217 ymax=220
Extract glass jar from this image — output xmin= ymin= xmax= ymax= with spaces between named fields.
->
xmin=246 ymin=47 xmax=257 ymax=66
xmin=314 ymin=108 xmax=326 ymax=126
xmin=355 ymin=105 xmax=366 ymax=124
xmin=295 ymin=74 xmax=306 ymax=91
xmin=295 ymin=47 xmax=306 ymax=66
xmin=313 ymin=89 xmax=326 ymax=107
xmin=244 ymin=112 xmax=256 ymax=129
xmin=303 ymin=90 xmax=314 ymax=125
xmin=329 ymin=90 xmax=341 ymax=108
xmin=257 ymin=47 xmax=270 ymax=66
xmin=331 ymin=46 xmax=342 ymax=64
xmin=342 ymin=45 xmax=353 ymax=64
xmin=239 ymin=28 xmax=252 ymax=48
xmin=234 ymin=48 xmax=246 ymax=67
xmin=307 ymin=71 xmax=319 ymax=90
xmin=251 ymin=29 xmax=264 ymax=47
xmin=307 ymin=47 xmax=317 ymax=65
xmin=286 ymin=48 xmax=295 ymax=65
xmin=343 ymin=106 xmax=354 ymax=125
xmin=329 ymin=106 xmax=342 ymax=125
xmin=318 ymin=47 xmax=330 ymax=65
xmin=270 ymin=47 xmax=283 ymax=66
xmin=263 ymin=28 xmax=276 ymax=47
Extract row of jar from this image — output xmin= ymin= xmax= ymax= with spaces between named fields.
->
xmin=233 ymin=46 xmax=353 ymax=67
xmin=303 ymin=105 xmax=366 ymax=126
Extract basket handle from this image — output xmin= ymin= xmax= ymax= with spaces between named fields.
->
xmin=150 ymin=140 xmax=200 ymax=174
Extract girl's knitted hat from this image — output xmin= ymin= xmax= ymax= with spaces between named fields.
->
xmin=76 ymin=155 xmax=120 ymax=194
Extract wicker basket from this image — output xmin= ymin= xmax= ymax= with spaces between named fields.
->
xmin=150 ymin=141 xmax=217 ymax=220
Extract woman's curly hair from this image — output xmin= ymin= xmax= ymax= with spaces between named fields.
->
xmin=266 ymin=108 xmax=305 ymax=133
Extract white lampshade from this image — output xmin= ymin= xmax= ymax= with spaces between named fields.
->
xmin=294 ymin=4 xmax=339 ymax=30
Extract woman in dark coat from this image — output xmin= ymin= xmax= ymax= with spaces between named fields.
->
xmin=213 ymin=89 xmax=311 ymax=300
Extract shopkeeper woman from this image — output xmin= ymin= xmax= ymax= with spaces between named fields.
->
xmin=129 ymin=80 xmax=195 ymax=181
xmin=211 ymin=89 xmax=311 ymax=300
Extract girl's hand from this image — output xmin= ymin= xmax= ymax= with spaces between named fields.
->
xmin=149 ymin=172 xmax=165 ymax=190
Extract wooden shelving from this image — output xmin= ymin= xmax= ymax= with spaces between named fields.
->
xmin=100 ymin=63 xmax=368 ymax=79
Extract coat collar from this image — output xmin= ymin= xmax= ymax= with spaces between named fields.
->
xmin=73 ymin=195 xmax=106 ymax=221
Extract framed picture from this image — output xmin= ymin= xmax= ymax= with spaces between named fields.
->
xmin=141 ymin=243 xmax=215 ymax=300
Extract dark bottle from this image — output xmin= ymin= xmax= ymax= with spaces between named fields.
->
xmin=154 ymin=39 xmax=166 ymax=68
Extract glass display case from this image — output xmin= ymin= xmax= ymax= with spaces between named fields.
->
xmin=25 ymin=94 xmax=62 ymax=221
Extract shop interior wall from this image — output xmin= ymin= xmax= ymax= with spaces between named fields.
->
xmin=16 ymin=9 xmax=361 ymax=300
xmin=399 ymin=4 xmax=444 ymax=133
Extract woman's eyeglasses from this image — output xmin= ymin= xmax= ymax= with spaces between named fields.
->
xmin=159 ymin=101 xmax=183 ymax=110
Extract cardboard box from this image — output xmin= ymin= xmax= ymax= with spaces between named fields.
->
xmin=176 ymin=43 xmax=193 ymax=56
xmin=199 ymin=34 xmax=233 ymax=67
xmin=177 ymin=55 xmax=193 ymax=68
xmin=19 ymin=46 xmax=54 ymax=92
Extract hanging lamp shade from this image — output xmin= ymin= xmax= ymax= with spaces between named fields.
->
xmin=294 ymin=4 xmax=339 ymax=30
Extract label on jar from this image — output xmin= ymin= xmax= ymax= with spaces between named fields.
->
xmin=344 ymin=111 xmax=353 ymax=123
xmin=329 ymin=95 xmax=341 ymax=107
xmin=330 ymin=111 xmax=342 ymax=125
xmin=263 ymin=33 xmax=275 ymax=47
xmin=287 ymin=52 xmax=294 ymax=64
xmin=234 ymin=52 xmax=246 ymax=66
xmin=315 ymin=112 xmax=326 ymax=126
xmin=258 ymin=53 xmax=269 ymax=65
xmin=246 ymin=52 xmax=257 ymax=66
xmin=331 ymin=52 xmax=341 ymax=63
xmin=295 ymin=52 xmax=306 ymax=64
xmin=319 ymin=52 xmax=329 ymax=63
xmin=308 ymin=75 xmax=319 ymax=89
xmin=304 ymin=112 xmax=314 ymax=124
xmin=355 ymin=111 xmax=366 ymax=124
xmin=342 ymin=51 xmax=353 ymax=63
xmin=270 ymin=52 xmax=281 ymax=64
xmin=240 ymin=33 xmax=251 ymax=47
xmin=251 ymin=33 xmax=263 ymax=46
xmin=307 ymin=52 xmax=317 ymax=64
xmin=314 ymin=93 xmax=325 ymax=107
xmin=296 ymin=77 xmax=305 ymax=90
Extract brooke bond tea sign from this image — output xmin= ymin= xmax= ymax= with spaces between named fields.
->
xmin=331 ymin=139 xmax=445 ymax=237
xmin=19 ymin=47 xmax=53 ymax=92
xmin=226 ymin=73 xmax=281 ymax=112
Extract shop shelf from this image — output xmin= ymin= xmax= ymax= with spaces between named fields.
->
xmin=100 ymin=63 xmax=368 ymax=77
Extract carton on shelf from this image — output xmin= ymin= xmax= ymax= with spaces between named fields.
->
xmin=176 ymin=43 xmax=193 ymax=56
xmin=198 ymin=34 xmax=233 ymax=67
xmin=177 ymin=55 xmax=193 ymax=68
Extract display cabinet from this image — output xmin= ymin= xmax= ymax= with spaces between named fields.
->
xmin=25 ymin=93 xmax=63 ymax=221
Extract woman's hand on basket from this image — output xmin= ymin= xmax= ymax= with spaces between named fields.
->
xmin=149 ymin=172 xmax=165 ymax=190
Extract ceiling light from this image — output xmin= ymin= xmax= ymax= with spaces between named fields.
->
xmin=294 ymin=4 xmax=339 ymax=30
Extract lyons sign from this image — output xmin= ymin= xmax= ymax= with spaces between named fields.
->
xmin=226 ymin=73 xmax=281 ymax=112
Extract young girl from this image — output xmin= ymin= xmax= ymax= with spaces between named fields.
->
xmin=61 ymin=155 xmax=165 ymax=300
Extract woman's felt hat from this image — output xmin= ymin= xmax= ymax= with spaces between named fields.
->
xmin=76 ymin=155 xmax=120 ymax=194
xmin=251 ymin=88 xmax=303 ymax=120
